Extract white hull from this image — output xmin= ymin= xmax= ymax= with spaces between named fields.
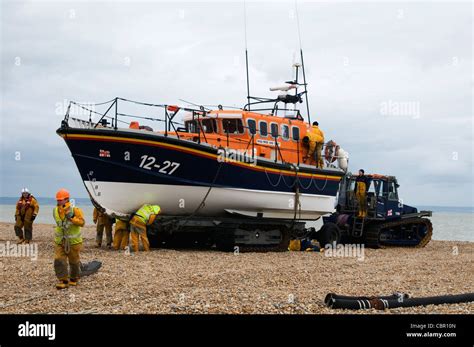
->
xmin=85 ymin=181 xmax=335 ymax=220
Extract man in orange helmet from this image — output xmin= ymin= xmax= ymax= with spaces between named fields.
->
xmin=52 ymin=189 xmax=85 ymax=290
xmin=14 ymin=188 xmax=39 ymax=244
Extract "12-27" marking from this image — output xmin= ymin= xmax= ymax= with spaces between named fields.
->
xmin=139 ymin=155 xmax=180 ymax=175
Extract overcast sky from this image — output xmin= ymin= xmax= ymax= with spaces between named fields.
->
xmin=0 ymin=0 xmax=472 ymax=207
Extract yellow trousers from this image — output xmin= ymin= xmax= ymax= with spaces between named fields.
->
xmin=113 ymin=229 xmax=130 ymax=250
xmin=54 ymin=243 xmax=82 ymax=280
xmin=356 ymin=190 xmax=367 ymax=217
xmin=307 ymin=142 xmax=324 ymax=168
xmin=14 ymin=212 xmax=34 ymax=241
xmin=96 ymin=222 xmax=113 ymax=246
xmin=130 ymin=224 xmax=150 ymax=252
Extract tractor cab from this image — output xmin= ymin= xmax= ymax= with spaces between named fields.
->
xmin=337 ymin=174 xmax=417 ymax=220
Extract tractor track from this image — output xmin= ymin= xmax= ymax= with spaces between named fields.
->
xmin=365 ymin=217 xmax=433 ymax=248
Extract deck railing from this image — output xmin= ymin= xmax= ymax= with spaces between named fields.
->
xmin=63 ymin=98 xmax=341 ymax=169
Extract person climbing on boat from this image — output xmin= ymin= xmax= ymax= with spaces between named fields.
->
xmin=14 ymin=188 xmax=39 ymax=244
xmin=304 ymin=121 xmax=325 ymax=168
xmin=355 ymin=169 xmax=370 ymax=218
xmin=129 ymin=204 xmax=161 ymax=252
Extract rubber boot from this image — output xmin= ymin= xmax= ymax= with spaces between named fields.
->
xmin=56 ymin=279 xmax=69 ymax=290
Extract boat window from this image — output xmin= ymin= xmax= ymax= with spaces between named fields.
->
xmin=259 ymin=121 xmax=268 ymax=137
xmin=184 ymin=119 xmax=216 ymax=133
xmin=270 ymin=123 xmax=279 ymax=138
xmin=247 ymin=119 xmax=257 ymax=135
xmin=222 ymin=119 xmax=244 ymax=134
xmin=185 ymin=120 xmax=198 ymax=133
xmin=292 ymin=126 xmax=300 ymax=141
xmin=281 ymin=124 xmax=289 ymax=140
xmin=201 ymin=119 xmax=217 ymax=133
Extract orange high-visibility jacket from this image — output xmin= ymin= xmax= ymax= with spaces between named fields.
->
xmin=307 ymin=125 xmax=324 ymax=144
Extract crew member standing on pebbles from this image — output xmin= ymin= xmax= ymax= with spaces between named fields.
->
xmin=129 ymin=204 xmax=161 ymax=252
xmin=14 ymin=188 xmax=39 ymax=244
xmin=93 ymin=207 xmax=113 ymax=248
xmin=113 ymin=218 xmax=130 ymax=250
xmin=53 ymin=189 xmax=85 ymax=290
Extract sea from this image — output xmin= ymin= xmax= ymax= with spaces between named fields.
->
xmin=0 ymin=198 xmax=472 ymax=242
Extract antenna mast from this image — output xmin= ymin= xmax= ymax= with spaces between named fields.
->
xmin=244 ymin=1 xmax=251 ymax=111
xmin=295 ymin=1 xmax=311 ymax=125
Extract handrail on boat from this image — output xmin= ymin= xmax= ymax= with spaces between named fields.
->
xmin=62 ymin=98 xmax=344 ymax=169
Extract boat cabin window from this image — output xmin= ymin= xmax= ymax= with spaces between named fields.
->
xmin=281 ymin=124 xmax=289 ymax=140
xmin=184 ymin=119 xmax=217 ymax=133
xmin=201 ymin=119 xmax=217 ymax=133
xmin=185 ymin=120 xmax=198 ymax=133
xmin=247 ymin=119 xmax=257 ymax=135
xmin=292 ymin=126 xmax=300 ymax=141
xmin=222 ymin=119 xmax=244 ymax=134
xmin=259 ymin=121 xmax=268 ymax=137
xmin=270 ymin=123 xmax=279 ymax=138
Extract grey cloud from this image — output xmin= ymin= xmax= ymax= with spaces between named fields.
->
xmin=0 ymin=1 xmax=472 ymax=207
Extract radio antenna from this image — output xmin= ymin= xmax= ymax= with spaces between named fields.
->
xmin=295 ymin=0 xmax=311 ymax=125
xmin=244 ymin=0 xmax=251 ymax=111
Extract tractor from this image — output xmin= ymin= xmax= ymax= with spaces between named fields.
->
xmin=315 ymin=173 xmax=433 ymax=248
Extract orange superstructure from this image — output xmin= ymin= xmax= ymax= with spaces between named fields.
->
xmin=157 ymin=109 xmax=317 ymax=166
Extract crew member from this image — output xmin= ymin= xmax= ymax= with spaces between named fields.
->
xmin=304 ymin=121 xmax=325 ymax=168
xmin=288 ymin=238 xmax=321 ymax=252
xmin=93 ymin=207 xmax=113 ymax=248
xmin=113 ymin=218 xmax=130 ymax=251
xmin=355 ymin=169 xmax=370 ymax=218
xmin=129 ymin=204 xmax=161 ymax=252
xmin=14 ymin=188 xmax=39 ymax=244
xmin=53 ymin=189 xmax=85 ymax=289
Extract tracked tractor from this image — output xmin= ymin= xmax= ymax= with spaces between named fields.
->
xmin=315 ymin=174 xmax=433 ymax=248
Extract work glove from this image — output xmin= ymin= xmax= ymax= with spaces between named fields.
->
xmin=31 ymin=215 xmax=36 ymax=221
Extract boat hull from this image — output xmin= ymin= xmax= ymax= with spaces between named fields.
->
xmin=58 ymin=128 xmax=344 ymax=220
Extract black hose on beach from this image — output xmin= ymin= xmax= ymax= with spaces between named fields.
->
xmin=325 ymin=292 xmax=474 ymax=310
xmin=324 ymin=292 xmax=409 ymax=306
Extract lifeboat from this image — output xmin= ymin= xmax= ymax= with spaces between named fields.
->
xmin=57 ymin=65 xmax=348 ymax=221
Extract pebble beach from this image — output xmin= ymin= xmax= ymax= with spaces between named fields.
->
xmin=0 ymin=222 xmax=472 ymax=314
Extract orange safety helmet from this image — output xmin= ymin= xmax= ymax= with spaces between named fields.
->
xmin=55 ymin=188 xmax=70 ymax=201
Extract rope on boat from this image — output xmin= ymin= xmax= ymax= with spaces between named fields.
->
xmin=312 ymin=174 xmax=329 ymax=191
xmin=72 ymin=98 xmax=116 ymax=106
xmin=176 ymin=160 xmax=225 ymax=229
xmin=116 ymin=97 xmax=167 ymax=108
xmin=264 ymin=168 xmax=283 ymax=188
